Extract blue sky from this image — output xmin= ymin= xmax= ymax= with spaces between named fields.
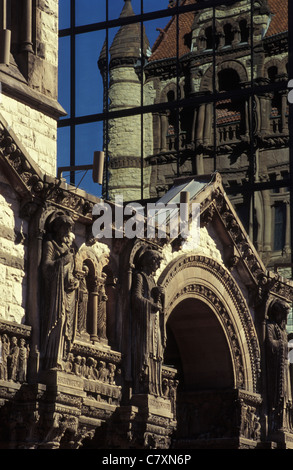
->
xmin=57 ymin=1 xmax=171 ymax=197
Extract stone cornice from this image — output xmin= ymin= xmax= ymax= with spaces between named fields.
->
xmin=0 ymin=318 xmax=31 ymax=338
xmin=0 ymin=69 xmax=67 ymax=120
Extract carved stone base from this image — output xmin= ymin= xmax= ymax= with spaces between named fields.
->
xmin=130 ymin=393 xmax=174 ymax=419
xmin=105 ymin=394 xmax=176 ymax=449
xmin=269 ymin=430 xmax=293 ymax=449
xmin=173 ymin=437 xmax=260 ymax=449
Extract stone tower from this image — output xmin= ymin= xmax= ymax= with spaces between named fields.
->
xmin=99 ymin=0 xmax=153 ymax=202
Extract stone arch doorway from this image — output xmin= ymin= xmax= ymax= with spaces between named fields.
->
xmin=157 ymin=254 xmax=261 ymax=446
xmin=165 ymin=297 xmax=234 ymax=391
xmin=164 ymin=296 xmax=236 ymax=445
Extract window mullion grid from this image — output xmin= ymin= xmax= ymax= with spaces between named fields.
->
xmin=289 ymin=0 xmax=293 ymax=277
xmin=140 ymin=0 xmax=144 ymax=202
xmin=105 ymin=0 xmax=109 ymax=200
xmin=249 ymin=0 xmax=256 ymax=245
xmin=70 ymin=0 xmax=76 ymax=185
xmin=212 ymin=5 xmax=217 ymax=172
xmin=176 ymin=0 xmax=180 ymax=178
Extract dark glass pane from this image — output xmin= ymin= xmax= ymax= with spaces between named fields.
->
xmin=59 ymin=0 xmax=70 ymax=30
xmin=75 ymin=122 xmax=104 ymax=196
xmin=57 ymin=126 xmax=71 ymax=181
xmin=274 ymin=203 xmax=287 ymax=251
xmin=75 ymin=31 xmax=105 ymax=117
xmin=75 ymin=0 xmax=106 ymax=26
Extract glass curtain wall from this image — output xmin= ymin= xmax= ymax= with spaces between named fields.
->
xmin=58 ymin=0 xmax=292 ymax=277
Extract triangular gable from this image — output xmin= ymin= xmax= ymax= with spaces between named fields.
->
xmin=153 ymin=171 xmax=293 ymax=303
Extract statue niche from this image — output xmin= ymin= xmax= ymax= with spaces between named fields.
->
xmin=41 ymin=214 xmax=79 ymax=371
xmin=75 ymin=262 xmax=90 ymax=341
xmin=131 ymin=248 xmax=166 ymax=396
xmin=266 ymin=298 xmax=292 ymax=432
xmin=74 ymin=249 xmax=110 ymax=346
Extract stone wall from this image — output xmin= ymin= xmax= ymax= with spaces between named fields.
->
xmin=0 ymin=172 xmax=27 ymax=324
xmin=0 ymin=0 xmax=60 ymax=327
xmin=0 ymin=95 xmax=57 ymax=176
xmin=32 ymin=0 xmax=59 ymax=100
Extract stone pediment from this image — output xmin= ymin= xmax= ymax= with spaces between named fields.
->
xmin=155 ymin=172 xmax=293 ymax=304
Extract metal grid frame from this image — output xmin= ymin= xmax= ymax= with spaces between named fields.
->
xmin=58 ymin=0 xmax=293 ymax=270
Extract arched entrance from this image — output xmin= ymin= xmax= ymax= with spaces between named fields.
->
xmin=158 ymin=254 xmax=261 ymax=446
xmin=165 ymin=298 xmax=234 ymax=391
xmin=165 ymin=297 xmax=236 ymax=444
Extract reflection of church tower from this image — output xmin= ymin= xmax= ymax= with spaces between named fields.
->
xmin=98 ymin=0 xmax=151 ymax=202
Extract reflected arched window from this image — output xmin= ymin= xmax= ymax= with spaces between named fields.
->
xmin=205 ymin=26 xmax=213 ymax=49
xmin=274 ymin=203 xmax=286 ymax=251
xmin=268 ymin=66 xmax=282 ymax=133
xmin=224 ymin=24 xmax=233 ymax=46
xmin=216 ymin=68 xmax=245 ymax=142
xmin=167 ymin=90 xmax=176 ymax=136
xmin=239 ymin=19 xmax=249 ymax=43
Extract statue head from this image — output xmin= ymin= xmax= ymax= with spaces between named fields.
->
xmin=268 ymin=298 xmax=291 ymax=329
xmin=140 ymin=249 xmax=163 ymax=275
xmin=51 ymin=214 xmax=74 ymax=244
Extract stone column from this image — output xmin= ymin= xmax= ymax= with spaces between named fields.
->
xmin=90 ymin=279 xmax=100 ymax=343
xmin=0 ymin=0 xmax=11 ymax=64
xmin=196 ymin=104 xmax=205 ymax=144
xmin=21 ymin=0 xmax=33 ymax=52
xmin=203 ymin=102 xmax=213 ymax=145
xmin=281 ymin=91 xmax=288 ymax=134
xmin=284 ymin=199 xmax=291 ymax=255
xmin=161 ymin=113 xmax=168 ymax=152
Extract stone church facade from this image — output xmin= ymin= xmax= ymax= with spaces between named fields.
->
xmin=99 ymin=0 xmax=289 ymax=272
xmin=0 ymin=0 xmax=293 ymax=450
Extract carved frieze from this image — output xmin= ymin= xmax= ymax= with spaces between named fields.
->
xmin=0 ymin=321 xmax=31 ymax=384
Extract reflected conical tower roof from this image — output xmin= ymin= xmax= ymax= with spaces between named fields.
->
xmin=98 ymin=0 xmax=150 ymax=70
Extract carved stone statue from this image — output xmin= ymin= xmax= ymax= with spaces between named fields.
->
xmin=266 ymin=298 xmax=292 ymax=431
xmin=0 ymin=334 xmax=9 ymax=381
xmin=18 ymin=338 xmax=29 ymax=383
xmin=98 ymin=274 xmax=108 ymax=342
xmin=8 ymin=336 xmax=19 ymax=382
xmin=41 ymin=214 xmax=79 ymax=370
xmin=77 ymin=264 xmax=89 ymax=337
xmin=132 ymin=249 xmax=165 ymax=396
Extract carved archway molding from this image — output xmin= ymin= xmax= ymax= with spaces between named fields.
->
xmin=158 ymin=254 xmax=261 ymax=394
xmin=200 ymin=59 xmax=248 ymax=92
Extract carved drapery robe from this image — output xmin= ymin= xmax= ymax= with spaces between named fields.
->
xmin=266 ymin=318 xmax=291 ymax=428
xmin=42 ymin=238 xmax=78 ymax=370
xmin=132 ymin=270 xmax=165 ymax=396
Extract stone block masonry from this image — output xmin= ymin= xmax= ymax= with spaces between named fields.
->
xmin=0 ymin=94 xmax=57 ymax=176
xmin=0 ymin=173 xmax=28 ymax=324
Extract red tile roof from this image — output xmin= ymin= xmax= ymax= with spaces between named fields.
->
xmin=149 ymin=0 xmax=288 ymax=62
xmin=266 ymin=0 xmax=288 ymax=37
xmin=150 ymin=0 xmax=195 ymax=62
